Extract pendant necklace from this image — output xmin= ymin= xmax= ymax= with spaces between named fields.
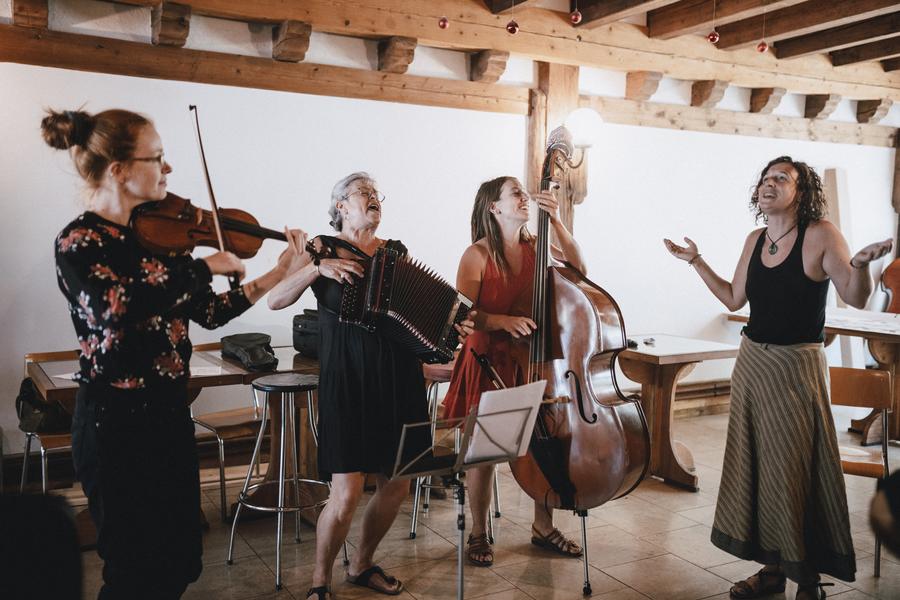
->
xmin=766 ymin=223 xmax=797 ymax=255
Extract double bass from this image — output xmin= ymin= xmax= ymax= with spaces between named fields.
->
xmin=499 ymin=127 xmax=651 ymax=514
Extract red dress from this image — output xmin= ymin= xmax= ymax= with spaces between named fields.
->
xmin=443 ymin=242 xmax=535 ymax=419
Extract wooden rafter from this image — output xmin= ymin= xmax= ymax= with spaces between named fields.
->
xmin=272 ymin=20 xmax=311 ymax=62
xmin=579 ymin=95 xmax=896 ymax=147
xmin=378 ymin=36 xmax=417 ymax=74
xmin=776 ymin=13 xmax=900 ymax=59
xmin=0 ymin=25 xmax=531 ymax=115
xmin=857 ymin=98 xmax=893 ymax=123
xmin=625 ymin=71 xmax=663 ymax=101
xmin=470 ymin=50 xmax=509 ymax=83
xmin=151 ymin=2 xmax=191 ymax=48
xmin=12 ymin=0 xmax=48 ymax=29
xmin=691 ymin=80 xmax=728 ymax=108
xmin=884 ymin=57 xmax=900 ymax=72
xmin=716 ymin=0 xmax=899 ymax=50
xmin=576 ymin=0 xmax=683 ymax=29
xmin=119 ymin=0 xmax=900 ymax=101
xmin=648 ymin=0 xmax=805 ymax=40
xmin=831 ymin=37 xmax=900 ymax=67
xmin=484 ymin=0 xmax=543 ymax=14
xmin=749 ymin=87 xmax=786 ymax=114
xmin=805 ymin=94 xmax=841 ymax=119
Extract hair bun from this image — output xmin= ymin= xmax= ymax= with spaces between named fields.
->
xmin=41 ymin=109 xmax=95 ymax=150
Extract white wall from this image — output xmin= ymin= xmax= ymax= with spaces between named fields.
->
xmin=1 ymin=8 xmax=897 ymax=454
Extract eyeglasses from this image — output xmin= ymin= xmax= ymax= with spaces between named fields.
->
xmin=342 ymin=188 xmax=386 ymax=203
xmin=130 ymin=153 xmax=166 ymax=165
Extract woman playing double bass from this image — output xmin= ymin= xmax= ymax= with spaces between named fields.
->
xmin=45 ymin=107 xmax=304 ymax=599
xmin=442 ymin=176 xmax=586 ymax=566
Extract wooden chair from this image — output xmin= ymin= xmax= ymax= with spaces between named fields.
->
xmin=190 ymin=342 xmax=265 ymax=522
xmin=830 ymin=366 xmax=891 ymax=577
xmin=20 ymin=351 xmax=78 ymax=494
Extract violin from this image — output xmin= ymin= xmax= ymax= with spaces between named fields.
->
xmin=130 ymin=192 xmax=286 ymax=258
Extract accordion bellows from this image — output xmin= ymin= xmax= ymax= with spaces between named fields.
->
xmin=340 ymin=247 xmax=472 ymax=364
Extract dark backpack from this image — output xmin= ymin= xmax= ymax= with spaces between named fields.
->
xmin=293 ymin=309 xmax=319 ymax=359
xmin=15 ymin=377 xmax=72 ymax=434
xmin=221 ymin=333 xmax=279 ymax=371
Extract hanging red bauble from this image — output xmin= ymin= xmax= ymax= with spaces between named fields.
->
xmin=506 ymin=19 xmax=519 ymax=34
xmin=570 ymin=9 xmax=583 ymax=25
xmin=438 ymin=16 xmax=449 ymax=30
xmin=757 ymin=40 xmax=768 ymax=53
xmin=707 ymin=30 xmax=720 ymax=44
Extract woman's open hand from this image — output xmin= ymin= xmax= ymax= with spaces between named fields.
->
xmin=317 ymin=257 xmax=365 ymax=284
xmin=663 ymin=237 xmax=700 ymax=263
xmin=851 ymin=238 xmax=893 ymax=269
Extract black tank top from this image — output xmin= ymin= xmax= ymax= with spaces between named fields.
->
xmin=743 ymin=224 xmax=829 ymax=344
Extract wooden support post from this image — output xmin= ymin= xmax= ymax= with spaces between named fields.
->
xmin=857 ymin=98 xmax=893 ymax=124
xmin=12 ymin=0 xmax=48 ymax=29
xmin=893 ymin=133 xmax=900 ymax=214
xmin=272 ymin=20 xmax=312 ymax=62
xmin=805 ymin=94 xmax=842 ymax=119
xmin=749 ymin=87 xmax=786 ymax=114
xmin=625 ymin=71 xmax=663 ymax=101
xmin=691 ymin=80 xmax=728 ymax=109
xmin=151 ymin=2 xmax=191 ymax=48
xmin=378 ymin=36 xmax=417 ymax=75
xmin=469 ymin=50 xmax=509 ymax=84
xmin=527 ymin=89 xmax=548 ymax=195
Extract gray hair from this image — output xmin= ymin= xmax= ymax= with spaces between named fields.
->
xmin=329 ymin=171 xmax=374 ymax=232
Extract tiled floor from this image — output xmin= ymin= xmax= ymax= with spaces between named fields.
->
xmin=77 ymin=410 xmax=900 ymax=599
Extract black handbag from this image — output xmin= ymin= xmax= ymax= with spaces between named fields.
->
xmin=221 ymin=333 xmax=278 ymax=371
xmin=15 ymin=377 xmax=71 ymax=434
xmin=292 ymin=309 xmax=319 ymax=359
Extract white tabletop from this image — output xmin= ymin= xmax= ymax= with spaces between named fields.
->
xmin=621 ymin=334 xmax=739 ymax=365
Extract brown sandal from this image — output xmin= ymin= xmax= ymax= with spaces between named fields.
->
xmin=467 ymin=533 xmax=494 ymax=567
xmin=530 ymin=526 xmax=583 ymax=557
xmin=729 ymin=568 xmax=786 ymax=599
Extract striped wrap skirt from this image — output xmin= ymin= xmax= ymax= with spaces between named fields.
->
xmin=710 ymin=335 xmax=856 ymax=583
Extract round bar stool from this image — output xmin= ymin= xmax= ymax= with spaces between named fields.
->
xmin=226 ymin=373 xmax=329 ymax=590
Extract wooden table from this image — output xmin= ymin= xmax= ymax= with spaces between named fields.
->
xmin=728 ymin=308 xmax=900 ymax=444
xmin=619 ymin=334 xmax=739 ymax=491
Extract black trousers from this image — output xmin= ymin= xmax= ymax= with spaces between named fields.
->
xmin=72 ymin=383 xmax=203 ymax=600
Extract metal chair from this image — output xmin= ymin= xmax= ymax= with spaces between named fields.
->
xmin=190 ymin=342 xmax=265 ymax=522
xmin=226 ymin=373 xmax=330 ymax=590
xmin=831 ymin=366 xmax=891 ymax=577
xmin=19 ymin=351 xmax=77 ymax=494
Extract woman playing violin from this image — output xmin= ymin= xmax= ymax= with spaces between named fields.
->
xmin=442 ymin=176 xmax=586 ymax=567
xmin=45 ymin=108 xmax=303 ymax=599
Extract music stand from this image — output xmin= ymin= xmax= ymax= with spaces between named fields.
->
xmin=392 ymin=380 xmax=546 ymax=600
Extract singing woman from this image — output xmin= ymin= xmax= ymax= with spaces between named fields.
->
xmin=46 ymin=107 xmax=302 ymax=599
xmin=442 ymin=176 xmax=586 ymax=566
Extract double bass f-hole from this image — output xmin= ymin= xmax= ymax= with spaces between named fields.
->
xmin=565 ymin=370 xmax=597 ymax=424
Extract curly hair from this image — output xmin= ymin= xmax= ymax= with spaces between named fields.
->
xmin=749 ymin=156 xmax=827 ymax=225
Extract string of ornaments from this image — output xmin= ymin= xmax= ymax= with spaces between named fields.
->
xmin=706 ymin=0 xmax=768 ymax=52
xmin=438 ymin=1 xmax=583 ymax=35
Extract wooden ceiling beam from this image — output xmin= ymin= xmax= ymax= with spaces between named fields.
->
xmin=805 ymin=94 xmax=841 ymax=119
xmin=884 ymin=57 xmax=900 ymax=72
xmin=576 ymin=0 xmax=683 ymax=29
xmin=716 ymin=0 xmax=899 ymax=50
xmin=857 ymin=98 xmax=892 ymax=123
xmin=648 ymin=0 xmax=804 ymax=40
xmin=484 ymin=0 xmax=543 ymax=14
xmin=0 ymin=24 xmax=531 ymax=115
xmin=470 ymin=50 xmax=509 ymax=83
xmin=831 ymin=37 xmax=900 ymax=67
xmin=151 ymin=2 xmax=191 ymax=47
xmin=691 ymin=79 xmax=728 ymax=108
xmin=12 ymin=0 xmax=48 ymax=29
xmin=272 ymin=20 xmax=311 ymax=62
xmin=625 ymin=71 xmax=663 ymax=101
xmin=749 ymin=87 xmax=786 ymax=113
xmin=378 ymin=36 xmax=417 ymax=74
xmin=776 ymin=12 xmax=900 ymax=59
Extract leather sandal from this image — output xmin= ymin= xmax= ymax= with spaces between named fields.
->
xmin=530 ymin=526 xmax=583 ymax=557
xmin=796 ymin=582 xmax=834 ymax=600
xmin=729 ymin=568 xmax=786 ymax=599
xmin=467 ymin=532 xmax=494 ymax=567
xmin=306 ymin=586 xmax=331 ymax=600
xmin=346 ymin=565 xmax=403 ymax=595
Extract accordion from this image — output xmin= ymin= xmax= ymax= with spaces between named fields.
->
xmin=340 ymin=247 xmax=472 ymax=364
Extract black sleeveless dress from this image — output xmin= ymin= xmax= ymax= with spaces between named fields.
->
xmin=311 ymin=235 xmax=431 ymax=480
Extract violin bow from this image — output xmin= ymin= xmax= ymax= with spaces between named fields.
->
xmin=189 ymin=105 xmax=240 ymax=290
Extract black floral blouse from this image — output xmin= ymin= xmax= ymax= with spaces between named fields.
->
xmin=55 ymin=211 xmax=252 ymax=390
